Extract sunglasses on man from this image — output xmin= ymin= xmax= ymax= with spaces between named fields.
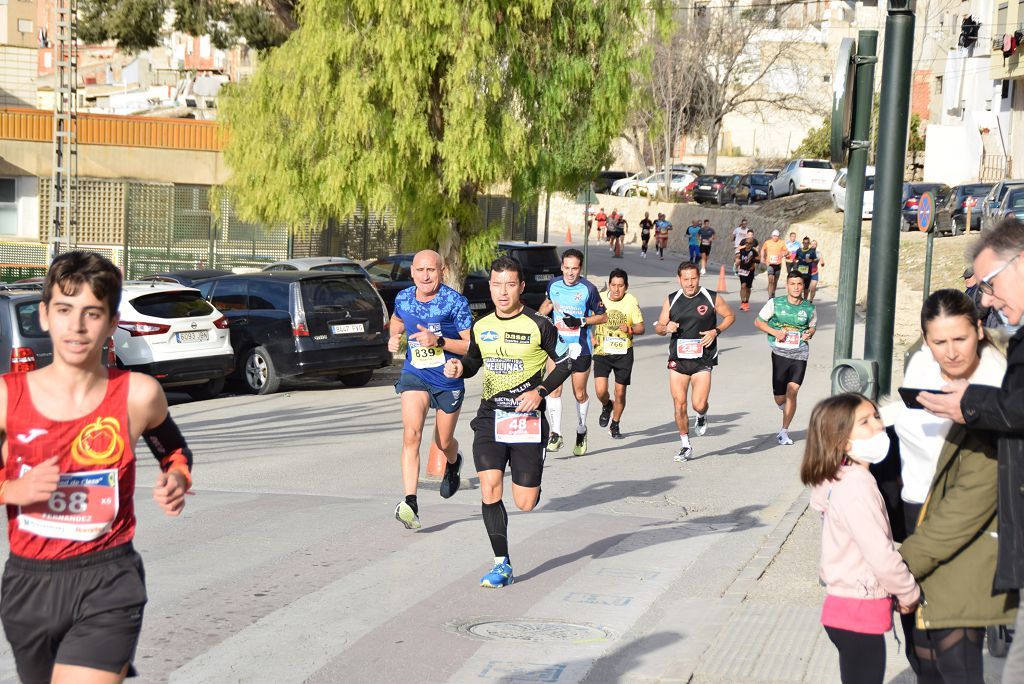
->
xmin=978 ymin=254 xmax=1020 ymax=296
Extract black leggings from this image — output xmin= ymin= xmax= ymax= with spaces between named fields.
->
xmin=825 ymin=626 xmax=886 ymax=683
xmin=903 ymin=625 xmax=984 ymax=683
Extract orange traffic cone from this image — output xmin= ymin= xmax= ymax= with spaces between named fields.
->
xmin=426 ymin=442 xmax=447 ymax=479
xmin=717 ymin=265 xmax=728 ymax=293
xmin=565 ymin=226 xmax=573 ymax=244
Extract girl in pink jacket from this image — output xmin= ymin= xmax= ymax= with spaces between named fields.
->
xmin=801 ymin=393 xmax=921 ymax=683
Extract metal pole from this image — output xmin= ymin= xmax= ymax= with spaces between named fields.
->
xmin=923 ymin=229 xmax=935 ymax=297
xmin=833 ymin=30 xmax=878 ymax=365
xmin=582 ymin=200 xmax=590 ymax=277
xmin=864 ymin=4 xmax=915 ymax=396
xmin=543 ymin=191 xmax=551 ymax=243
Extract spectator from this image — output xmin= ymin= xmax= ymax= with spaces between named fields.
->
xmin=917 ymin=217 xmax=1024 ymax=681
xmin=885 ymin=289 xmax=1010 ymax=681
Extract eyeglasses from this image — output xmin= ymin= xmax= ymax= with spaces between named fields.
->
xmin=978 ymin=254 xmax=1020 ymax=296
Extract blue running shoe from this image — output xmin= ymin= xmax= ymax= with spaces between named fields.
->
xmin=480 ymin=558 xmax=514 ymax=588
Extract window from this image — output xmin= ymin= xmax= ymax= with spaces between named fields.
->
xmin=17 ymin=19 xmax=32 ymax=34
xmin=209 ymin=280 xmax=247 ymax=312
xmin=998 ymin=3 xmax=1009 ymax=36
xmin=15 ymin=301 xmax=46 ymax=338
xmin=248 ymin=281 xmax=289 ymax=311
xmin=936 ymin=76 xmax=943 ymax=95
xmin=265 ymin=264 xmax=296 ymax=271
xmin=364 ymin=260 xmax=395 ymax=282
xmin=0 ymin=178 xmax=16 ymax=236
xmin=300 ymin=278 xmax=379 ymax=314
xmin=130 ymin=291 xmax=215 ymax=319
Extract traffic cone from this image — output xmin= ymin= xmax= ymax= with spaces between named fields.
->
xmin=565 ymin=226 xmax=573 ymax=244
xmin=717 ymin=265 xmax=728 ymax=293
xmin=426 ymin=442 xmax=447 ymax=479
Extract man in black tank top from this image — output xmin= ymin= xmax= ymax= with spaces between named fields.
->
xmin=655 ymin=261 xmax=735 ymax=462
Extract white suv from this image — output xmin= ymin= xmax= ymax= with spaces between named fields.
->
xmin=769 ymin=159 xmax=835 ymax=199
xmin=114 ymin=282 xmax=234 ymax=400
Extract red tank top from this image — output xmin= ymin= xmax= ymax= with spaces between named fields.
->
xmin=4 ymin=369 xmax=136 ymax=560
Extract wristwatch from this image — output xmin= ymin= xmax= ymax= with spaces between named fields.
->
xmin=714 ymin=327 xmax=722 ymax=336
xmin=437 ymin=336 xmax=446 ymax=348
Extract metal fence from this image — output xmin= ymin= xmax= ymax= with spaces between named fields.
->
xmin=28 ymin=178 xmax=537 ymax=282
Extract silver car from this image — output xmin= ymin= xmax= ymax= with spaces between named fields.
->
xmin=263 ymin=257 xmax=371 ymax=278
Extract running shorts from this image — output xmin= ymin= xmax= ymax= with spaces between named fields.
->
xmin=771 ymin=353 xmax=808 ymax=395
xmin=767 ymin=264 xmax=782 ymax=277
xmin=811 ymin=272 xmax=819 ymax=282
xmin=668 ymin=359 xmax=714 ymax=376
xmin=471 ymin=409 xmax=548 ymax=488
xmin=568 ymin=354 xmax=593 ymax=374
xmin=1 ymin=544 xmax=147 ymax=684
xmin=394 ymin=371 xmax=465 ymax=414
xmin=739 ymin=272 xmax=756 ymax=287
xmin=699 ymin=245 xmax=712 ymax=256
xmin=593 ymin=348 xmax=634 ymax=385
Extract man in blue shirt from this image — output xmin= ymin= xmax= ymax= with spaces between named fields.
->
xmin=538 ymin=248 xmax=607 ymax=455
xmin=388 ymin=250 xmax=473 ymax=529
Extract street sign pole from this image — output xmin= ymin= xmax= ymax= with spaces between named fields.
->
xmin=918 ymin=191 xmax=936 ymax=298
xmin=865 ymin=0 xmax=915 ymax=396
xmin=833 ymin=31 xmax=878 ymax=366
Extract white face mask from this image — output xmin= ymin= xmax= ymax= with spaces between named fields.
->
xmin=848 ymin=431 xmax=891 ymax=465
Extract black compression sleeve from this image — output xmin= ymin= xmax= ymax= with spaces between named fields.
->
xmin=143 ymin=414 xmax=194 ymax=470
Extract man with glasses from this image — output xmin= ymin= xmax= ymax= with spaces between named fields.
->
xmin=918 ymin=218 xmax=1024 ymax=679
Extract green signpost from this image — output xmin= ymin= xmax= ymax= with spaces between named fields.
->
xmin=575 ymin=184 xmax=597 ymax=276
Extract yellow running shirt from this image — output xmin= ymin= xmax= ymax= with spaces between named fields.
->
xmin=593 ymin=292 xmax=644 ymax=355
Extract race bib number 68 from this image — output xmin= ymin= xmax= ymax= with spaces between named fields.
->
xmin=18 ymin=468 xmax=118 ymax=541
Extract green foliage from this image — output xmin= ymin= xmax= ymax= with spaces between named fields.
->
xmin=908 ymin=114 xmax=926 ymax=154
xmin=78 ymin=0 xmax=288 ymax=54
xmin=221 ymin=0 xmax=653 ymax=280
xmin=795 ymin=117 xmax=830 ymax=160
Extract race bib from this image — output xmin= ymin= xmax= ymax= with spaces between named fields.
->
xmin=776 ymin=330 xmax=802 ymax=350
xmin=796 ymin=264 xmax=810 ymax=274
xmin=18 ymin=468 xmax=118 ymax=541
xmin=768 ymin=255 xmax=782 ymax=265
xmin=408 ymin=339 xmax=445 ymax=369
xmin=495 ymin=410 xmax=542 ymax=444
xmin=676 ymin=338 xmax=703 ymax=359
xmin=603 ymin=336 xmax=629 ymax=355
xmin=737 ymin=268 xmax=750 ymax=277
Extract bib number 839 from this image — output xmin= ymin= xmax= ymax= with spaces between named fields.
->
xmin=49 ymin=491 xmax=88 ymax=514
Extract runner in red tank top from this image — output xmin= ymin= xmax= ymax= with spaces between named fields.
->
xmin=0 ymin=252 xmax=194 ymax=684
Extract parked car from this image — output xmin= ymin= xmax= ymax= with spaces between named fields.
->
xmin=672 ymin=163 xmax=706 ymax=175
xmin=997 ymin=186 xmax=1024 ymax=221
xmin=901 ymin=182 xmax=952 ymax=231
xmin=114 ymin=282 xmax=234 ymax=400
xmin=733 ymin=173 xmax=774 ymax=204
xmin=0 ymin=285 xmax=55 ymax=373
xmin=365 ymin=253 xmax=493 ymax=315
xmin=933 ymin=182 xmax=994 ymax=235
xmin=593 ymin=170 xmax=635 ymax=194
xmin=196 ymin=272 xmax=391 ymax=395
xmin=718 ymin=174 xmax=743 ymax=205
xmin=493 ymin=242 xmax=561 ymax=310
xmin=830 ymin=166 xmax=876 ymax=219
xmin=139 ymin=269 xmax=232 ymax=287
xmin=263 ymin=257 xmax=371 ymax=279
xmin=753 ymin=168 xmax=782 ymax=178
xmin=608 ymin=172 xmax=645 ymax=196
xmin=982 ymin=179 xmax=1024 ymax=231
xmin=768 ymin=159 xmax=835 ymax=199
xmin=615 ymin=171 xmax=692 ymax=197
xmin=692 ymin=175 xmax=731 ymax=204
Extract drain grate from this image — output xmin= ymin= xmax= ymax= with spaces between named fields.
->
xmin=453 ymin=618 xmax=611 ymax=643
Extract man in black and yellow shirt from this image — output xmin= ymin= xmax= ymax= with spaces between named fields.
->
xmin=445 ymin=256 xmax=573 ymax=588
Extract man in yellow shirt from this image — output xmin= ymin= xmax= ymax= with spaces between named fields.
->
xmin=592 ymin=269 xmax=645 ymax=438
xmin=760 ymin=229 xmax=789 ymax=299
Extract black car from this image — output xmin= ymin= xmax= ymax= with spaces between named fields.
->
xmin=734 ymin=173 xmax=774 ymax=204
xmin=692 ymin=175 xmax=731 ymax=204
xmin=493 ymin=241 xmax=561 ymax=310
xmin=365 ymin=254 xmax=493 ymax=316
xmin=195 ymin=272 xmax=391 ymax=394
xmin=933 ymin=182 xmax=994 ymax=235
xmin=718 ymin=174 xmax=743 ymax=205
xmin=901 ymin=182 xmax=951 ymax=231
xmin=139 ymin=269 xmax=232 ymax=287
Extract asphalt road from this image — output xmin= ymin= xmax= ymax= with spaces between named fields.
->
xmin=0 ymin=237 xmax=867 ymax=683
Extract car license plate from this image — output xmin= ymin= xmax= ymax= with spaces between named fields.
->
xmin=331 ymin=323 xmax=364 ymax=335
xmin=176 ymin=330 xmax=209 ymax=343
xmin=470 ymin=302 xmax=487 ymax=310
xmin=535 ymin=274 xmax=554 ymax=282
xmin=699 ymin=185 xmax=710 ymax=190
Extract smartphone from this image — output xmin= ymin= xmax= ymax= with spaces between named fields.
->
xmin=898 ymin=387 xmax=950 ymax=410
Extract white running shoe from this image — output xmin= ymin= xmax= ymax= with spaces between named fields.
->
xmin=701 ymin=267 xmax=707 ymax=275
xmin=674 ymin=446 xmax=692 ymax=462
xmin=695 ymin=415 xmax=708 ymax=436
xmin=777 ymin=429 xmax=794 ymax=446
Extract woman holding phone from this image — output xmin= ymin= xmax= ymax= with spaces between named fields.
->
xmin=885 ymin=289 xmax=1013 ymax=681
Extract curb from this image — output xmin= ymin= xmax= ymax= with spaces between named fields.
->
xmin=721 ymin=487 xmax=810 ymax=605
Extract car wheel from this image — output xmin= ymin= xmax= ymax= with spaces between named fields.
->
xmin=187 ymin=376 xmax=226 ymax=401
xmin=243 ymin=346 xmax=281 ymax=395
xmin=768 ymin=187 xmax=775 ymax=200
xmin=832 ymin=196 xmax=841 ymax=213
xmin=339 ymin=370 xmax=374 ymax=387
xmin=789 ymin=181 xmax=796 ymax=196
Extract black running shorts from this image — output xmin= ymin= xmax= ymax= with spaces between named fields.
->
xmin=1 ymin=544 xmax=147 ymax=684
xmin=699 ymin=245 xmax=712 ymax=256
xmin=593 ymin=348 xmax=634 ymax=385
xmin=569 ymin=354 xmax=593 ymax=374
xmin=471 ymin=409 xmax=548 ymax=488
xmin=667 ymin=359 xmax=714 ymax=376
xmin=771 ymin=353 xmax=808 ymax=396
xmin=738 ymin=272 xmax=756 ymax=287
xmin=767 ymin=264 xmax=782 ymax=277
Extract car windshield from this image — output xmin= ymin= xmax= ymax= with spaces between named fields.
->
xmin=15 ymin=301 xmax=46 ymax=338
xmin=696 ymin=175 xmax=717 ymax=184
xmin=364 ymin=261 xmax=394 ymax=282
xmin=963 ymin=184 xmax=992 ymax=196
xmin=749 ymin=174 xmax=772 ymax=185
xmin=800 ymin=160 xmax=832 ymax=169
xmin=312 ymin=263 xmax=363 ymax=274
xmin=506 ymin=247 xmax=560 ymax=269
xmin=130 ymin=291 xmax=214 ymax=319
xmin=998 ymin=182 xmax=1024 ymax=200
xmin=300 ymin=277 xmax=379 ymax=313
xmin=1008 ymin=190 xmax=1024 ymax=208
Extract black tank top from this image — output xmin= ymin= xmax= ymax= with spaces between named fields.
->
xmin=667 ymin=288 xmax=718 ymax=364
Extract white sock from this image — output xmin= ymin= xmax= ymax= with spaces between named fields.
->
xmin=576 ymin=399 xmax=589 ymax=434
xmin=779 ymin=427 xmax=789 ymax=436
xmin=547 ymin=396 xmax=562 ymax=435
xmin=680 ymin=433 xmax=690 ymax=448
xmin=494 ymin=555 xmax=508 ymax=565
xmin=697 ymin=412 xmax=707 ymax=419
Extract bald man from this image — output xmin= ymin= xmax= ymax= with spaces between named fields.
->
xmin=388 ymin=250 xmax=473 ymax=529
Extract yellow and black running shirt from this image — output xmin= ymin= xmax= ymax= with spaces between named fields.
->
xmin=462 ymin=307 xmax=571 ymax=411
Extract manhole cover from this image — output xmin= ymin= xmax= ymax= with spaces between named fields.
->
xmin=456 ymin=618 xmax=611 ymax=643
